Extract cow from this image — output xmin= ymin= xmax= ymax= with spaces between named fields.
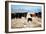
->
xmin=11 ymin=13 xmax=16 ymax=19
xmin=11 ymin=13 xmax=27 ymax=19
xmin=26 ymin=13 xmax=32 ymax=22
xmin=35 ymin=12 xmax=41 ymax=18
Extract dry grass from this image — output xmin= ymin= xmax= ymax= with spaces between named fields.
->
xmin=11 ymin=16 xmax=42 ymax=29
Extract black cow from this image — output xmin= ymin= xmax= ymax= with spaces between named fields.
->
xmin=11 ymin=13 xmax=27 ymax=19
xmin=11 ymin=13 xmax=16 ymax=19
xmin=35 ymin=12 xmax=41 ymax=18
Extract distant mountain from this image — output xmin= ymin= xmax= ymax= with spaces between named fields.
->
xmin=11 ymin=8 xmax=41 ymax=14
xmin=11 ymin=9 xmax=29 ymax=13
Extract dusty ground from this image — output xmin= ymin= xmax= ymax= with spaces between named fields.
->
xmin=11 ymin=17 xmax=42 ymax=29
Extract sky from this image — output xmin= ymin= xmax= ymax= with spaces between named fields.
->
xmin=11 ymin=5 xmax=41 ymax=13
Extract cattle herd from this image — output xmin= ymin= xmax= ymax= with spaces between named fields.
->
xmin=11 ymin=12 xmax=41 ymax=22
xmin=11 ymin=12 xmax=41 ymax=28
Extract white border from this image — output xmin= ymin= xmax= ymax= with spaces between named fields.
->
xmin=8 ymin=2 xmax=44 ymax=32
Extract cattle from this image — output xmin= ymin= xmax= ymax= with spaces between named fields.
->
xmin=26 ymin=13 xmax=32 ymax=22
xmin=11 ymin=13 xmax=27 ymax=19
xmin=35 ymin=12 xmax=41 ymax=18
xmin=30 ymin=14 xmax=36 ymax=17
xmin=11 ymin=13 xmax=16 ymax=19
xmin=11 ymin=12 xmax=41 ymax=22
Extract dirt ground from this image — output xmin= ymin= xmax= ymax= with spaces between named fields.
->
xmin=11 ymin=16 xmax=42 ymax=29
